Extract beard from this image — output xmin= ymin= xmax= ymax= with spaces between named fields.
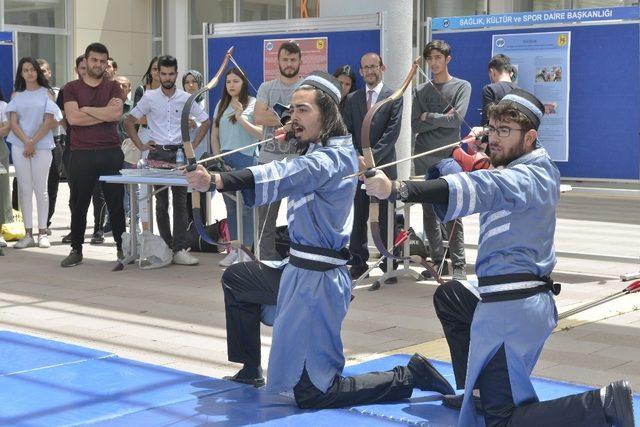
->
xmin=279 ymin=64 xmax=300 ymax=78
xmin=161 ymin=80 xmax=176 ymax=89
xmin=490 ymin=136 xmax=527 ymax=168
xmin=87 ymin=66 xmax=105 ymax=79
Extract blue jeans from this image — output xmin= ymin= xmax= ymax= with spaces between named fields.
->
xmin=222 ymin=151 xmax=258 ymax=247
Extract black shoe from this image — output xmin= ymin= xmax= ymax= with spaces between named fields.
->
xmin=407 ymin=353 xmax=455 ymax=395
xmin=61 ymin=249 xmax=83 ymax=268
xmin=421 ymin=262 xmax=449 ymax=279
xmin=442 ymin=393 xmax=483 ymax=412
xmin=61 ymin=232 xmax=72 ymax=244
xmin=603 ymin=380 xmax=635 ymax=427
xmin=90 ymin=231 xmax=104 ymax=245
xmin=223 ymin=370 xmax=265 ymax=388
xmin=349 ymin=264 xmax=369 ymax=280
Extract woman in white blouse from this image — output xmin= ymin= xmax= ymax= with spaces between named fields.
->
xmin=5 ymin=57 xmax=62 ymax=249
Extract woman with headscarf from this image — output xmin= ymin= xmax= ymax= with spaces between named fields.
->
xmin=182 ymin=69 xmax=208 ymax=159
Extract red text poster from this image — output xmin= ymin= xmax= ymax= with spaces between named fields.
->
xmin=263 ymin=37 xmax=328 ymax=82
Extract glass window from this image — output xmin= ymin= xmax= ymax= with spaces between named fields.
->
xmin=153 ymin=0 xmax=163 ymax=38
xmin=572 ymin=0 xmax=631 ymax=8
xmin=190 ymin=0 xmax=234 ymax=34
xmin=4 ymin=0 xmax=66 ymax=29
xmin=292 ymin=0 xmax=319 ymax=18
xmin=17 ymin=33 xmax=68 ymax=88
xmin=189 ymin=38 xmax=204 ymax=75
xmin=423 ymin=0 xmax=486 ymax=17
xmin=239 ymin=0 xmax=286 ymax=22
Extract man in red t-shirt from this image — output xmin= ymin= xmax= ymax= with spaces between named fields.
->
xmin=61 ymin=42 xmax=125 ymax=267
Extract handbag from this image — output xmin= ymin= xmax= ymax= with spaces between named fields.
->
xmin=1 ymin=209 xmax=26 ymax=241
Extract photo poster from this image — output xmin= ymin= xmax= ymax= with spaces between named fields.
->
xmin=492 ymin=31 xmax=571 ymax=161
xmin=263 ymin=37 xmax=328 ymax=82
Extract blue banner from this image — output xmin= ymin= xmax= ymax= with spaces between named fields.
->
xmin=433 ymin=6 xmax=639 ymax=31
xmin=493 ymin=32 xmax=571 ymax=161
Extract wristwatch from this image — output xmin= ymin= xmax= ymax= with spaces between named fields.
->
xmin=397 ymin=180 xmax=409 ymax=201
xmin=389 ymin=180 xmax=409 ymax=202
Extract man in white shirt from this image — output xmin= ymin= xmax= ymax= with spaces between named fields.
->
xmin=124 ymin=55 xmax=210 ymax=265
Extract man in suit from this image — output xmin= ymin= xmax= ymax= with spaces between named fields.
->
xmin=343 ymin=52 xmax=403 ymax=282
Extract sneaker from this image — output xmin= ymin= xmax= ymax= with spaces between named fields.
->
xmin=602 ymin=380 xmax=634 ymax=427
xmin=452 ymin=267 xmax=467 ymax=281
xmin=37 ymin=235 xmax=51 ymax=248
xmin=173 ymin=249 xmax=199 ymax=266
xmin=61 ymin=249 xmax=83 ymax=267
xmin=14 ymin=236 xmax=36 ymax=249
xmin=0 ymin=235 xmax=7 ymax=247
xmin=61 ymin=232 xmax=72 ymax=244
xmin=223 ymin=366 xmax=265 ymax=388
xmin=90 ymin=231 xmax=104 ymax=245
xmin=219 ymin=249 xmax=238 ymax=267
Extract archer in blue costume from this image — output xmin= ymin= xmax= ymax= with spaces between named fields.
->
xmin=364 ymin=88 xmax=634 ymax=426
xmin=186 ymin=71 xmax=454 ymax=408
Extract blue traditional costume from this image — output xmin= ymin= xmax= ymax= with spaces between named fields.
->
xmin=217 ymin=71 xmax=455 ymax=409
xmin=392 ymin=89 xmax=633 ymax=426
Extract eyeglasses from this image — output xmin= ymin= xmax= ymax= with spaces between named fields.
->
xmin=484 ymin=125 xmax=525 ymax=138
xmin=361 ymin=65 xmax=381 ymax=71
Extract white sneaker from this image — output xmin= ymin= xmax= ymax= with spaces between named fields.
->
xmin=38 ymin=235 xmax=51 ymax=248
xmin=14 ymin=236 xmax=36 ymax=249
xmin=173 ymin=249 xmax=199 ymax=266
xmin=219 ymin=249 xmax=238 ymax=267
xmin=0 ymin=235 xmax=6 ymax=247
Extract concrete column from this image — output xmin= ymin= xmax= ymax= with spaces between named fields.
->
xmin=320 ymin=0 xmax=414 ymax=180
xmin=164 ymin=0 xmax=189 ymax=76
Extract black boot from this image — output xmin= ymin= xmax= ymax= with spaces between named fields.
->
xmin=223 ymin=365 xmax=265 ymax=388
xmin=602 ymin=380 xmax=635 ymax=427
xmin=442 ymin=392 xmax=483 ymax=412
xmin=407 ymin=353 xmax=455 ymax=395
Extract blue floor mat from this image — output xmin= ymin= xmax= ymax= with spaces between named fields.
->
xmin=0 ymin=331 xmax=113 ymax=376
xmin=2 ymin=330 xmax=639 ymax=426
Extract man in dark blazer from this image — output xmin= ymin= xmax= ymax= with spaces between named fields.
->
xmin=343 ymin=52 xmax=403 ymax=281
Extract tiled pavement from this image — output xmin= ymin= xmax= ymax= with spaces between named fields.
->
xmin=1 ymin=183 xmax=639 ymax=392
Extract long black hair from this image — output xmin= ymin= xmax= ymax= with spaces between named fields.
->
xmin=333 ymin=64 xmax=357 ymax=111
xmin=14 ymin=57 xmax=50 ymax=92
xmin=214 ymin=67 xmax=250 ymax=128
xmin=295 ymin=85 xmax=347 ymax=147
xmin=142 ymin=56 xmax=159 ymax=87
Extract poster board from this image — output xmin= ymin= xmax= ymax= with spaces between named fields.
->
xmin=431 ymin=7 xmax=640 ymax=180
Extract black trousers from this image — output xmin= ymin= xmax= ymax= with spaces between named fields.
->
xmin=62 ymin=140 xmax=106 ymax=232
xmin=221 ymin=261 xmax=415 ymax=409
xmin=349 ymin=185 xmax=398 ymax=267
xmin=68 ymin=148 xmax=125 ymax=253
xmin=221 ymin=261 xmax=282 ymax=367
xmin=433 ymin=281 xmax=608 ymax=427
xmin=154 ymin=185 xmax=188 ymax=252
xmin=46 ymin=141 xmax=63 ymax=228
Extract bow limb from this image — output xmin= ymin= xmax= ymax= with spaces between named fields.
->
xmin=181 ymin=47 xmax=257 ymax=262
xmin=359 ymin=56 xmax=443 ymax=284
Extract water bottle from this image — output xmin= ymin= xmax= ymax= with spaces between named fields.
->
xmin=175 ymin=148 xmax=186 ymax=167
